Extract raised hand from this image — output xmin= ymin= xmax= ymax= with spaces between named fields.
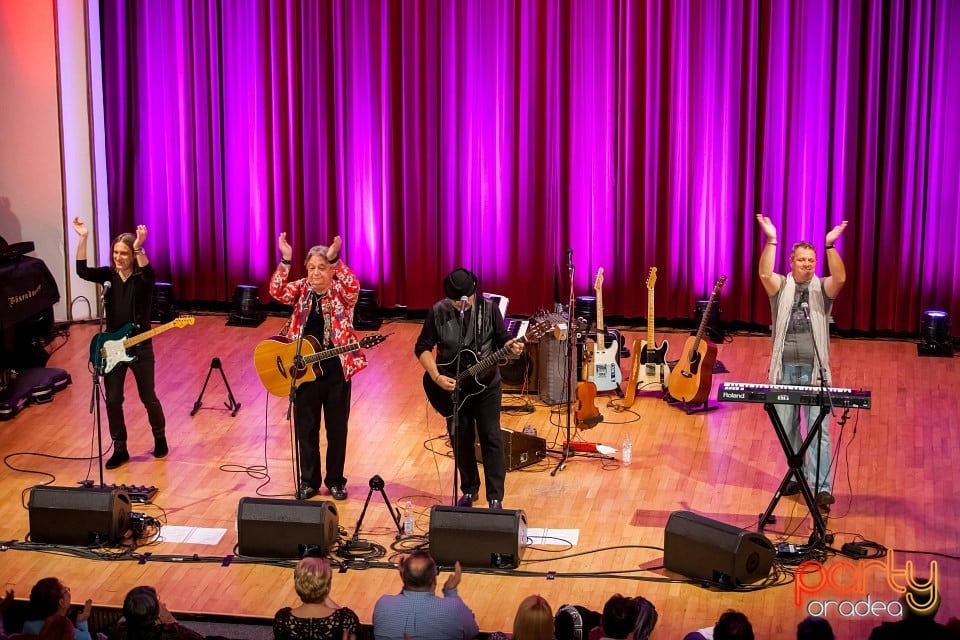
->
xmin=278 ymin=232 xmax=293 ymax=261
xmin=442 ymin=560 xmax=462 ymax=591
xmin=327 ymin=235 xmax=342 ymax=261
xmin=133 ymin=224 xmax=148 ymax=251
xmin=755 ymin=214 xmax=777 ymax=241
xmin=78 ymin=598 xmax=93 ymax=623
xmin=825 ymin=220 xmax=848 ymax=246
xmin=71 ymin=217 xmax=89 ymax=237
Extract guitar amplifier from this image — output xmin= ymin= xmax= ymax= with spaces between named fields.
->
xmin=475 ymin=428 xmax=547 ymax=471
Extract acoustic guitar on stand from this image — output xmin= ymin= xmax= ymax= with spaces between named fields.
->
xmin=666 ymin=275 xmax=726 ymax=405
xmin=587 ymin=268 xmax=623 ymax=392
xmin=637 ymin=267 xmax=671 ymax=390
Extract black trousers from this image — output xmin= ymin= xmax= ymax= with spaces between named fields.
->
xmin=294 ymin=371 xmax=352 ymax=490
xmin=103 ymin=345 xmax=165 ymax=448
xmin=448 ymin=383 xmax=506 ymax=502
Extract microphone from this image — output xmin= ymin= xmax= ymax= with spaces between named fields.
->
xmin=100 ymin=281 xmax=111 ymax=300
xmin=800 ymin=301 xmax=811 ymax=321
xmin=459 ymin=295 xmax=468 ymax=321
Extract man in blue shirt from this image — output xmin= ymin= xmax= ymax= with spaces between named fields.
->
xmin=373 ymin=551 xmax=479 ymax=640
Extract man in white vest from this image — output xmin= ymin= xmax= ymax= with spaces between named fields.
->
xmin=756 ymin=214 xmax=849 ymax=510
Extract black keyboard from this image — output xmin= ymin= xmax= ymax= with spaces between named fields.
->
xmin=718 ymin=382 xmax=871 ymax=409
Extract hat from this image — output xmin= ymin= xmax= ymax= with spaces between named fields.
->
xmin=443 ymin=268 xmax=477 ymax=300
xmin=554 ymin=604 xmax=601 ymax=640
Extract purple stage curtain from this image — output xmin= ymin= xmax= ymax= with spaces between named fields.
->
xmin=99 ymin=0 xmax=960 ymax=333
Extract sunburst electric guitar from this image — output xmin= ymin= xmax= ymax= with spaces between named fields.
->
xmin=637 ymin=267 xmax=671 ymax=390
xmin=667 ymin=275 xmax=726 ymax=404
xmin=588 ymin=268 xmax=623 ymax=392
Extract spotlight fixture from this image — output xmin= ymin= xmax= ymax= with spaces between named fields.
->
xmin=151 ymin=282 xmax=175 ymax=324
xmin=918 ymin=310 xmax=953 ymax=357
xmin=354 ymin=288 xmax=382 ymax=330
xmin=226 ymin=285 xmax=266 ymax=327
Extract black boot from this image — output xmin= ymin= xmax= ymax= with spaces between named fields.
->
xmin=105 ymin=446 xmax=130 ymax=470
xmin=153 ymin=436 xmax=168 ymax=458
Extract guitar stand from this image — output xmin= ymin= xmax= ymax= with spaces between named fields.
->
xmin=191 ymin=357 xmax=241 ymax=417
xmin=342 ymin=475 xmax=403 ymax=553
xmin=757 ymin=402 xmax=828 ymax=546
xmin=665 ymin=394 xmax=717 ymax=415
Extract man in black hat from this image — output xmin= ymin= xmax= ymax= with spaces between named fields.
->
xmin=415 ymin=267 xmax=523 ymax=509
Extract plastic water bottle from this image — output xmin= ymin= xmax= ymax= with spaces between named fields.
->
xmin=403 ymin=500 xmax=415 ymax=535
xmin=622 ymin=436 xmax=632 ymax=466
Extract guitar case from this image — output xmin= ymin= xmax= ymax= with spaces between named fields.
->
xmin=0 ymin=367 xmax=72 ymax=420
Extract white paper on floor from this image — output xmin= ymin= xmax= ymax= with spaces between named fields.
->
xmin=526 ymin=528 xmax=579 ymax=546
xmin=159 ymin=526 xmax=227 ymax=544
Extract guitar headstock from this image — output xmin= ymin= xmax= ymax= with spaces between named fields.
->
xmin=712 ymin=275 xmax=728 ymax=297
xmin=646 ymin=267 xmax=658 ymax=290
xmin=360 ymin=334 xmax=388 ymax=349
xmin=174 ymin=316 xmax=195 ymax=328
xmin=525 ymin=320 xmax=554 ymax=342
xmin=593 ymin=268 xmax=604 ymax=294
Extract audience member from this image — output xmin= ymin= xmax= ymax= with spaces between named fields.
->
xmin=1 ymin=589 xmax=14 ymax=640
xmin=273 ymin=557 xmax=359 ymax=640
xmin=868 ymin=579 xmax=960 ymax=640
xmin=23 ymin=578 xmax=92 ymax=640
xmin=630 ymin=596 xmax=658 ymax=640
xmin=38 ymin=614 xmax=74 ymax=640
xmin=554 ymin=604 xmax=601 ymax=640
xmin=796 ymin=615 xmax=834 ymax=640
xmin=597 ymin=595 xmax=638 ymax=640
xmin=372 ymin=551 xmax=479 ymax=640
xmin=713 ymin=610 xmax=755 ymax=640
xmin=488 ymin=595 xmax=553 ymax=640
xmin=105 ymin=586 xmax=202 ymax=640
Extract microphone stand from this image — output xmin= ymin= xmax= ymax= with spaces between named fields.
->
xmin=803 ymin=301 xmax=835 ymax=505
xmin=552 ymin=252 xmax=575 ymax=476
xmin=286 ymin=293 xmax=313 ymax=496
xmin=449 ymin=298 xmax=468 ymax=506
xmin=88 ymin=284 xmax=110 ymax=488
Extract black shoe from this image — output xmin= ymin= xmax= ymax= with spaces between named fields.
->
xmin=816 ymin=491 xmax=835 ymax=508
xmin=457 ymin=493 xmax=478 ymax=507
xmin=153 ymin=437 xmax=168 ymax=459
xmin=488 ymin=499 xmax=503 ymax=510
xmin=329 ymin=484 xmax=348 ymax=501
xmin=782 ymin=480 xmax=801 ymax=496
xmin=105 ymin=450 xmax=130 ymax=470
xmin=297 ymin=484 xmax=317 ymax=500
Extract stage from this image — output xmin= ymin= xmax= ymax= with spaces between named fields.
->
xmin=1 ymin=315 xmax=957 ymax=637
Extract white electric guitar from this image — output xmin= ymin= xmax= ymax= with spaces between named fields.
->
xmin=637 ymin=267 xmax=670 ymax=389
xmin=588 ymin=268 xmax=623 ymax=392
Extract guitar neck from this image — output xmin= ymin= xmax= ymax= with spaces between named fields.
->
xmin=123 ymin=321 xmax=182 ymax=349
xmin=595 ymin=288 xmax=606 ymax=350
xmin=304 ymin=342 xmax=360 ymax=365
xmin=458 ymin=337 xmax=528 ymax=382
xmin=646 ymin=287 xmax=656 ymax=347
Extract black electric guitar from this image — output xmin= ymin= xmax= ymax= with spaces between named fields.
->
xmin=90 ymin=316 xmax=195 ymax=373
xmin=424 ymin=320 xmax=552 ymax=418
xmin=637 ymin=267 xmax=670 ymax=389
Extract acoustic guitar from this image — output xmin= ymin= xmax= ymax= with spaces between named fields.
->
xmin=588 ymin=268 xmax=623 ymax=392
xmin=666 ymin=275 xmax=726 ymax=404
xmin=637 ymin=267 xmax=671 ymax=390
xmin=621 ymin=338 xmax=642 ymax=409
xmin=254 ymin=333 xmax=387 ymax=397
xmin=423 ymin=320 xmax=553 ymax=418
xmin=90 ymin=316 xmax=195 ymax=374
xmin=575 ymin=380 xmax=603 ymax=428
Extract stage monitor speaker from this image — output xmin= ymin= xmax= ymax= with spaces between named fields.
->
xmin=28 ymin=486 xmax=131 ymax=546
xmin=429 ymin=505 xmax=528 ymax=569
xmin=663 ymin=510 xmax=774 ymax=586
xmin=237 ymin=497 xmax=339 ymax=558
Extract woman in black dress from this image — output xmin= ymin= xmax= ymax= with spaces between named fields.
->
xmin=274 ymin=557 xmax=359 ymax=640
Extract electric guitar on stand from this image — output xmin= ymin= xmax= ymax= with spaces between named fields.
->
xmin=637 ymin=267 xmax=670 ymax=390
xmin=667 ymin=275 xmax=726 ymax=406
xmin=588 ymin=268 xmax=623 ymax=392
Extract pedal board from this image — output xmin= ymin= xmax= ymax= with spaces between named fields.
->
xmin=108 ymin=483 xmax=159 ymax=504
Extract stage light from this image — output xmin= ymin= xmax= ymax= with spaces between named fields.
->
xmin=226 ymin=285 xmax=265 ymax=327
xmin=151 ymin=282 xmax=175 ymax=323
xmin=918 ymin=310 xmax=953 ymax=357
xmin=354 ymin=289 xmax=382 ymax=330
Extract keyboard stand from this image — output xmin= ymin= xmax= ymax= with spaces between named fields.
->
xmin=758 ymin=402 xmax=827 ymax=545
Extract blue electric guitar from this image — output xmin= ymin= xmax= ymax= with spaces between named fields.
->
xmin=90 ymin=316 xmax=195 ymax=373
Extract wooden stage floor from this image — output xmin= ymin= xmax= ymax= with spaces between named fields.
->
xmin=1 ymin=315 xmax=958 ymax=637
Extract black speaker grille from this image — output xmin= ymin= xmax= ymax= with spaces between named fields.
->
xmin=237 ymin=497 xmax=339 ymax=558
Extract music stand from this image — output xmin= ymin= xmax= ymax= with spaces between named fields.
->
xmin=757 ymin=402 xmax=828 ymax=544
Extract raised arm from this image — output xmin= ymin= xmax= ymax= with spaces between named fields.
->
xmin=755 ymin=214 xmax=782 ymax=296
xmin=71 ymin=217 xmax=89 ymax=261
xmin=822 ymin=220 xmax=848 ymax=299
